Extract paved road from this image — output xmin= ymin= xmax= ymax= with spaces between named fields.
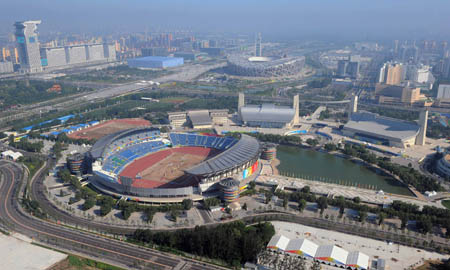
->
xmin=0 ymin=161 xmax=226 ymax=270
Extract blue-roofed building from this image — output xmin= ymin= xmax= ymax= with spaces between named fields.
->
xmin=127 ymin=56 xmax=184 ymax=69
xmin=58 ymin=114 xmax=75 ymax=123
xmin=23 ymin=126 xmax=34 ymax=131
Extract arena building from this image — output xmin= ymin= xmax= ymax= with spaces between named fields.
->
xmin=226 ymin=54 xmax=305 ymax=77
xmin=89 ymin=127 xmax=260 ymax=202
xmin=238 ymin=93 xmax=300 ymax=128
xmin=436 ymin=154 xmax=450 ymax=178
xmin=343 ymin=96 xmax=428 ymax=148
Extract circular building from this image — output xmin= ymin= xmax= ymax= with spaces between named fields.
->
xmin=261 ymin=145 xmax=277 ymax=160
xmin=436 ymin=154 xmax=450 ymax=178
xmin=89 ymin=128 xmax=260 ymax=202
xmin=226 ymin=54 xmax=305 ymax=77
xmin=67 ymin=153 xmax=85 ymax=175
xmin=219 ymin=178 xmax=240 ymax=203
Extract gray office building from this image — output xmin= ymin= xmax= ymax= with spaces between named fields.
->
xmin=0 ymin=61 xmax=14 ymax=74
xmin=40 ymin=43 xmax=116 ymax=69
xmin=337 ymin=59 xmax=359 ymax=79
xmin=14 ymin=20 xmax=42 ymax=73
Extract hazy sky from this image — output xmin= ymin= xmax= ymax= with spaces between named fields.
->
xmin=1 ymin=0 xmax=450 ymax=40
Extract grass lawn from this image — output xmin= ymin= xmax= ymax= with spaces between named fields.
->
xmin=442 ymin=200 xmax=450 ymax=210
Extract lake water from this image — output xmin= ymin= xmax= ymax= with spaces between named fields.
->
xmin=276 ymin=145 xmax=413 ymax=196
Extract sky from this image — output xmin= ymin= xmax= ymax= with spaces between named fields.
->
xmin=1 ymin=0 xmax=450 ymax=40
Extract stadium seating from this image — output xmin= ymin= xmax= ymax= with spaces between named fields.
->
xmin=102 ymin=139 xmax=167 ymax=174
xmin=168 ymin=133 xmax=238 ymax=151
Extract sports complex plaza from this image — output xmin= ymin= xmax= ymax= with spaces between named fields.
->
xmin=89 ymin=127 xmax=260 ymax=202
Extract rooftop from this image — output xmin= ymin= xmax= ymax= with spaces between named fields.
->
xmin=185 ymin=134 xmax=260 ymax=176
xmin=240 ymin=104 xmax=295 ymax=123
xmin=188 ymin=110 xmax=212 ymax=126
xmin=129 ymin=56 xmax=183 ymax=62
xmin=344 ymin=112 xmax=420 ymax=141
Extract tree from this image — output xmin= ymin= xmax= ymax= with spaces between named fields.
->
xmin=182 ymin=199 xmax=193 ymax=210
xmin=358 ymin=211 xmax=367 ymax=223
xmin=317 ymin=197 xmax=328 ymax=214
xmin=169 ymin=209 xmax=180 ymax=222
xmin=249 ymin=181 xmax=256 ymax=190
xmin=324 ymin=143 xmax=337 ymax=152
xmin=160 ymin=126 xmax=170 ymax=133
xmin=242 ymin=203 xmax=248 ymax=211
xmin=203 ymin=197 xmax=220 ymax=210
xmin=82 ymin=197 xmax=96 ymax=211
xmin=353 ymin=196 xmax=361 ymax=204
xmin=306 ymin=138 xmax=319 ymax=147
xmin=378 ymin=212 xmax=387 ymax=225
xmin=298 ymin=199 xmax=307 ymax=213
xmin=301 ymin=186 xmax=310 ymax=194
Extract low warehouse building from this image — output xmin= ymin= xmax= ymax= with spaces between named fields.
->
xmin=285 ymin=238 xmax=318 ymax=258
xmin=346 ymin=251 xmax=370 ymax=270
xmin=314 ymin=245 xmax=349 ymax=267
xmin=127 ymin=56 xmax=184 ymax=69
xmin=267 ymin=235 xmax=370 ymax=270
xmin=267 ymin=235 xmax=290 ymax=252
xmin=1 ymin=150 xmax=23 ymax=161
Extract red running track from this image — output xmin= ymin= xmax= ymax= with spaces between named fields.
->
xmin=119 ymin=147 xmax=212 ymax=188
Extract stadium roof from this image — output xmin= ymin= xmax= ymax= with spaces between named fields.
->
xmin=344 ymin=112 xmax=420 ymax=142
xmin=185 ymin=134 xmax=260 ymax=176
xmin=188 ymin=110 xmax=212 ymax=126
xmin=240 ymin=104 xmax=295 ymax=123
xmin=90 ymin=127 xmax=159 ymax=159
xmin=228 ymin=54 xmax=304 ymax=68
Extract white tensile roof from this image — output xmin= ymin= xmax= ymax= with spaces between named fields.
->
xmin=346 ymin=251 xmax=370 ymax=269
xmin=285 ymin=238 xmax=318 ymax=257
xmin=315 ymin=245 xmax=349 ymax=265
xmin=267 ymin=235 xmax=290 ymax=251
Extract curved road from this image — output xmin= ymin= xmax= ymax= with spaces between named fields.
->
xmin=31 ymin=160 xmax=136 ymax=235
xmin=0 ymin=161 xmax=225 ymax=270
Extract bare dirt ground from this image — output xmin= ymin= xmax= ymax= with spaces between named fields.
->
xmin=140 ymin=151 xmax=209 ymax=186
xmin=68 ymin=118 xmax=150 ymax=140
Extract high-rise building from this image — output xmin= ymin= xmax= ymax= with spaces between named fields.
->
xmin=14 ymin=48 xmax=19 ymax=63
xmin=0 ymin=61 xmax=14 ymax=74
xmin=255 ymin=33 xmax=262 ymax=57
xmin=437 ymin=84 xmax=450 ymax=100
xmin=348 ymin=95 xmax=358 ymax=119
xmin=386 ymin=63 xmax=404 ymax=85
xmin=337 ymin=59 xmax=359 ymax=79
xmin=380 ymin=62 xmax=404 ymax=85
xmin=14 ymin=20 xmax=42 ymax=73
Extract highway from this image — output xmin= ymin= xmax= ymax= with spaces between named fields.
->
xmin=0 ymin=161 xmax=227 ymax=270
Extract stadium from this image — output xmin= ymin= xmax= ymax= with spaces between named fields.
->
xmin=226 ymin=54 xmax=305 ymax=77
xmin=89 ymin=127 xmax=261 ymax=202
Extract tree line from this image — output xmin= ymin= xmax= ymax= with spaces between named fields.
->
xmin=274 ymin=186 xmax=450 ymax=237
xmin=339 ymin=143 xmax=443 ymax=192
xmin=132 ymin=221 xmax=275 ymax=268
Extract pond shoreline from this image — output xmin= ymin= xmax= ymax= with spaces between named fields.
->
xmin=274 ymin=143 xmax=413 ymax=196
